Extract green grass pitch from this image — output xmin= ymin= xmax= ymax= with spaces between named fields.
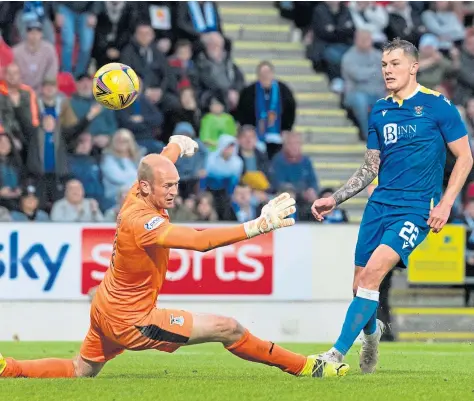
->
xmin=1 ymin=342 xmax=474 ymax=401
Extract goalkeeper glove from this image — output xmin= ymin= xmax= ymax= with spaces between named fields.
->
xmin=244 ymin=192 xmax=296 ymax=238
xmin=169 ymin=135 xmax=199 ymax=157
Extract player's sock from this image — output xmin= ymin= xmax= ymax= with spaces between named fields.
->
xmin=333 ymin=287 xmax=379 ymax=356
xmin=363 ymin=310 xmax=377 ymax=335
xmin=225 ymin=329 xmax=306 ymax=375
xmin=1 ymin=357 xmax=75 ymax=378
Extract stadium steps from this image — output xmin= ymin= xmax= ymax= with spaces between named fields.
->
xmin=232 ymin=40 xmax=305 ymax=59
xmin=225 ymin=23 xmax=292 ymax=42
xmin=384 ymin=283 xmax=473 ymax=342
xmin=392 ymin=306 xmax=474 ymax=342
xmin=221 ymin=2 xmax=366 ymax=221
xmin=390 ymin=288 xmax=467 ymax=307
xmin=302 ymin=129 xmax=360 ymax=145
xmin=235 ymin=58 xmax=314 ymax=75
xmin=313 ymin=162 xmax=360 ymax=179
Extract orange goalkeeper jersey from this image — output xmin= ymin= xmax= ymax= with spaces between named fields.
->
xmin=91 ymin=144 xmax=248 ymax=324
xmin=93 ymin=182 xmax=173 ymax=323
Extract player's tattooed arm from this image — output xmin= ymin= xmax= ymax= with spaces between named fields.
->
xmin=332 ymin=149 xmax=380 ymax=205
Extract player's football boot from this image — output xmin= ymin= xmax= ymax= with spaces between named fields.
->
xmin=300 ymin=355 xmax=349 ymax=378
xmin=317 ymin=349 xmax=344 ymax=363
xmin=0 ymin=353 xmax=7 ymax=376
xmin=359 ymin=319 xmax=385 ymax=374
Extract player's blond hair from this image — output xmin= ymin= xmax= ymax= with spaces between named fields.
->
xmin=382 ymin=38 xmax=419 ymax=61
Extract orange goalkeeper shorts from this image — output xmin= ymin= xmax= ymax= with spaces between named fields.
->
xmin=80 ymin=304 xmax=193 ymax=363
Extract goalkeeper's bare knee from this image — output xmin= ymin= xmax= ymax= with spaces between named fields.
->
xmin=73 ymin=355 xmax=105 ymax=378
xmin=187 ymin=313 xmax=245 ymax=346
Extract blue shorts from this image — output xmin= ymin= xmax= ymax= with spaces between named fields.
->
xmin=355 ymin=200 xmax=430 ymax=268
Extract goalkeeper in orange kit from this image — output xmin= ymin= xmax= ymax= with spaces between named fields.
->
xmin=0 ymin=136 xmax=349 ymax=379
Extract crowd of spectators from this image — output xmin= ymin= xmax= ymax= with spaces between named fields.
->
xmin=6 ymin=1 xmax=474 ymax=228
xmin=0 ymin=1 xmax=335 ymax=224
xmin=279 ymin=1 xmax=474 ymax=217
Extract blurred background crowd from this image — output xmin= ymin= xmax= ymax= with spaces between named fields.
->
xmin=0 ymin=0 xmax=472 ymax=231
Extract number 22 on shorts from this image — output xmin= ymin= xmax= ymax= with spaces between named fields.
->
xmin=399 ymin=221 xmax=419 ymax=249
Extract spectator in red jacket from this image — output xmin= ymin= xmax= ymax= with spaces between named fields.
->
xmin=0 ymin=35 xmax=13 ymax=80
xmin=168 ymin=39 xmax=199 ymax=91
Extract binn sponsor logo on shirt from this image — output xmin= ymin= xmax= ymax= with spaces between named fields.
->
xmin=383 ymin=123 xmax=417 ymax=145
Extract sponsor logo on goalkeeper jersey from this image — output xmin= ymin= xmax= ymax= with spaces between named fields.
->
xmin=81 ymin=227 xmax=273 ymax=296
xmin=144 ymin=216 xmax=164 ymax=231
xmin=170 ymin=314 xmax=185 ymax=326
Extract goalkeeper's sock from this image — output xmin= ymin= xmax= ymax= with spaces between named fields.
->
xmin=333 ymin=287 xmax=379 ymax=356
xmin=363 ymin=310 xmax=377 ymax=335
xmin=226 ymin=330 xmax=306 ymax=375
xmin=1 ymin=357 xmax=75 ymax=378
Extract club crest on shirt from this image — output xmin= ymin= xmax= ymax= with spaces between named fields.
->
xmin=170 ymin=314 xmax=185 ymax=326
xmin=413 ymin=106 xmax=424 ymax=117
xmin=144 ymin=216 xmax=164 ymax=231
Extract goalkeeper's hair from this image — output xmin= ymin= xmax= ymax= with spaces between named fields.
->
xmin=382 ymin=38 xmax=419 ymax=61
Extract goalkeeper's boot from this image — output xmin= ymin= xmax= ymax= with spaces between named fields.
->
xmin=299 ymin=355 xmax=349 ymax=378
xmin=359 ymin=319 xmax=385 ymax=374
xmin=0 ymin=353 xmax=7 ymax=376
